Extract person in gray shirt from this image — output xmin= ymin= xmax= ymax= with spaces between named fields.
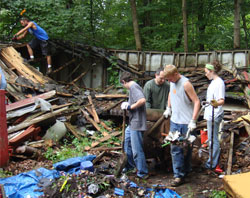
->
xmin=120 ymin=71 xmax=148 ymax=179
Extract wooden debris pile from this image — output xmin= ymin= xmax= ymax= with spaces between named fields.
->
xmin=1 ymin=42 xmax=250 ymax=176
xmin=0 ymin=44 xmax=131 ymax=160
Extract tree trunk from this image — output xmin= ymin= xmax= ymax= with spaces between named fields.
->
xmin=234 ymin=0 xmax=241 ymax=49
xmin=90 ymin=0 xmax=95 ymax=44
xmin=182 ymin=0 xmax=188 ymax=52
xmin=130 ymin=0 xmax=142 ymax=51
xmin=241 ymin=0 xmax=248 ymax=49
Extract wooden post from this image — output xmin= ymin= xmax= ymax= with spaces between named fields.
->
xmin=226 ymin=131 xmax=234 ymax=175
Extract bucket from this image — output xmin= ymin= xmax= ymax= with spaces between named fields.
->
xmin=200 ymin=129 xmax=208 ymax=145
xmin=0 ymin=90 xmax=9 ymax=167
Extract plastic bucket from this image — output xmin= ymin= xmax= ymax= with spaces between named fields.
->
xmin=200 ymin=129 xmax=208 ymax=145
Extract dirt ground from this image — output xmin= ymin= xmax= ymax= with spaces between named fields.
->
xmin=2 ymin=151 xmax=225 ymax=198
xmin=146 ymin=164 xmax=224 ymax=198
xmin=3 ymin=131 xmax=250 ymax=197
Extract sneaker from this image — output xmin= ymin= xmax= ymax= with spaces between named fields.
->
xmin=46 ymin=67 xmax=52 ymax=76
xmin=137 ymin=174 xmax=149 ymax=180
xmin=171 ymin=177 xmax=184 ymax=187
xmin=122 ymin=168 xmax=136 ymax=174
xmin=23 ymin=58 xmax=34 ymax=64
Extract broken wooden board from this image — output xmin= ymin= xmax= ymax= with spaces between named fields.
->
xmin=81 ymin=109 xmax=101 ymax=131
xmin=6 ymin=90 xmax=56 ymax=112
xmin=84 ymin=131 xmax=121 ymax=151
xmin=64 ymin=122 xmax=81 ymax=139
xmin=0 ymin=47 xmax=48 ymax=84
xmin=88 ymin=95 xmax=100 ymax=123
xmin=95 ymin=94 xmax=128 ymax=99
xmin=223 ymin=171 xmax=250 ymax=198
xmin=8 ymin=107 xmax=68 ymax=134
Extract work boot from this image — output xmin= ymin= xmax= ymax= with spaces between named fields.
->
xmin=171 ymin=177 xmax=185 ymax=187
xmin=23 ymin=58 xmax=34 ymax=64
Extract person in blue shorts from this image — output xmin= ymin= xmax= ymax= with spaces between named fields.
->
xmin=13 ymin=17 xmax=52 ymax=75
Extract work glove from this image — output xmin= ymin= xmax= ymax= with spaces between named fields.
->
xmin=12 ymin=35 xmax=17 ymax=41
xmin=163 ymin=107 xmax=171 ymax=118
xmin=210 ymin=99 xmax=219 ymax=108
xmin=121 ymin=102 xmax=131 ymax=110
xmin=188 ymin=119 xmax=196 ymax=131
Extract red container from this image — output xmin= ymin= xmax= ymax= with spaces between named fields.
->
xmin=200 ymin=129 xmax=208 ymax=145
xmin=0 ymin=90 xmax=9 ymax=167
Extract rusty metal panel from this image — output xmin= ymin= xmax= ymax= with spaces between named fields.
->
xmin=110 ymin=50 xmax=250 ymax=72
xmin=162 ymin=54 xmax=175 ymax=67
xmin=83 ymin=62 xmax=103 ymax=88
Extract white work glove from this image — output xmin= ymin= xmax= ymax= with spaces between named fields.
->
xmin=188 ymin=119 xmax=196 ymax=131
xmin=121 ymin=102 xmax=130 ymax=110
xmin=163 ymin=107 xmax=171 ymax=118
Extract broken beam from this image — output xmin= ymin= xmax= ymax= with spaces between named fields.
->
xmin=8 ymin=107 xmax=68 ymax=134
xmin=88 ymin=95 xmax=100 ymax=123
xmin=95 ymin=94 xmax=128 ymax=99
xmin=6 ymin=90 xmax=56 ymax=112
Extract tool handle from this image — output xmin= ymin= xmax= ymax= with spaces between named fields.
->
xmin=121 ymin=110 xmax=126 ymax=150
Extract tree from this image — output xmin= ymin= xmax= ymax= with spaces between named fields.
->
xmin=234 ymin=0 xmax=241 ymax=49
xmin=130 ymin=0 xmax=142 ymax=51
xmin=182 ymin=0 xmax=188 ymax=52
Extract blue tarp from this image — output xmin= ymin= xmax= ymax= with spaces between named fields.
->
xmin=0 ymin=167 xmax=59 ymax=198
xmin=0 ymin=155 xmax=96 ymax=198
xmin=129 ymin=182 xmax=182 ymax=198
xmin=0 ymin=154 xmax=181 ymax=198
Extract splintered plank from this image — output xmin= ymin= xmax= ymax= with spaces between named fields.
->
xmin=8 ymin=107 xmax=68 ymax=134
xmin=95 ymin=94 xmax=128 ymax=99
xmin=65 ymin=122 xmax=81 ymax=139
xmin=6 ymin=90 xmax=56 ymax=112
xmin=81 ymin=108 xmax=109 ymax=136
xmin=84 ymin=131 xmax=121 ymax=151
xmin=81 ymin=108 xmax=101 ymax=131
xmin=0 ymin=47 xmax=47 ymax=84
xmin=88 ymin=95 xmax=100 ymax=123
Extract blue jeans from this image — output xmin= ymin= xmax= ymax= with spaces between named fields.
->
xmin=205 ymin=114 xmax=223 ymax=169
xmin=170 ymin=121 xmax=192 ymax=178
xmin=124 ymin=126 xmax=148 ymax=177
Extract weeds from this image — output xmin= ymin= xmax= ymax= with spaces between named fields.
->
xmin=0 ymin=169 xmax=12 ymax=178
xmin=209 ymin=190 xmax=227 ymax=198
xmin=44 ymin=137 xmax=90 ymax=163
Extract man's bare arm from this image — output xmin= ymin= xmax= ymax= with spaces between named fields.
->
xmin=184 ymin=81 xmax=200 ymax=120
xmin=167 ymin=92 xmax=171 ymax=108
xmin=15 ymin=21 xmax=34 ymax=37
xmin=130 ymin=98 xmax=146 ymax=110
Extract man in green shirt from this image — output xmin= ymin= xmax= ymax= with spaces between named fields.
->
xmin=144 ymin=67 xmax=170 ymax=110
xmin=143 ymin=67 xmax=170 ymax=169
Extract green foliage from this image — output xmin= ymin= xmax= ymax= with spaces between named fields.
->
xmin=44 ymin=137 xmax=90 ymax=163
xmin=209 ymin=190 xmax=227 ymax=198
xmin=107 ymin=56 xmax=120 ymax=86
xmin=0 ymin=169 xmax=12 ymax=178
xmin=1 ymin=0 xmax=249 ymax=51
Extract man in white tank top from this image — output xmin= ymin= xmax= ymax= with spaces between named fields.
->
xmin=163 ymin=65 xmax=200 ymax=187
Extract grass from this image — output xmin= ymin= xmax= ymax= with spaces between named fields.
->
xmin=44 ymin=136 xmax=91 ymax=163
xmin=0 ymin=168 xmax=12 ymax=178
